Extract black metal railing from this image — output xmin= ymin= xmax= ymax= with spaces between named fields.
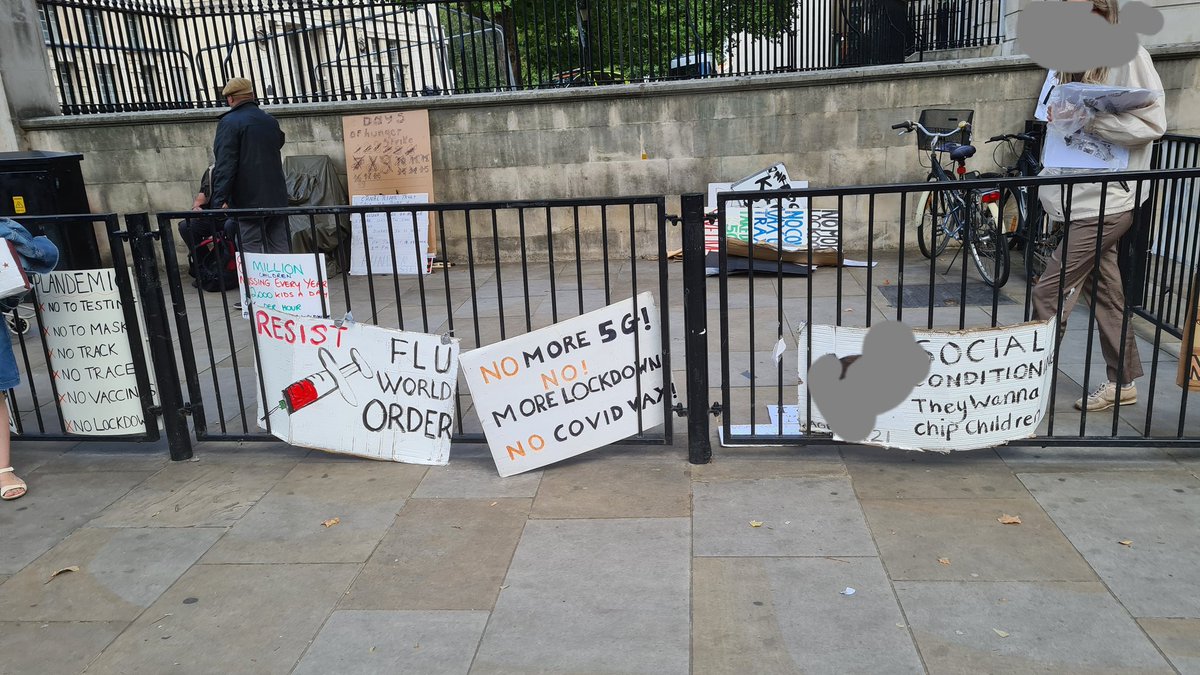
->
xmin=694 ymin=166 xmax=1200 ymax=450
xmin=2 ymin=213 xmax=168 ymax=448
xmin=36 ymin=0 xmax=1007 ymax=115
xmin=152 ymin=196 xmax=676 ymax=446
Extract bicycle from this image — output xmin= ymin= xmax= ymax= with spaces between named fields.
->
xmin=981 ymin=128 xmax=1064 ymax=283
xmin=893 ymin=119 xmax=1009 ymax=288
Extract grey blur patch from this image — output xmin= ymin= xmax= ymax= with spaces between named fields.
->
xmin=1017 ymin=0 xmax=1163 ymax=73
xmin=808 ymin=321 xmax=930 ymax=443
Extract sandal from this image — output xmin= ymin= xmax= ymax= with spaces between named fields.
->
xmin=1 ymin=467 xmax=26 ymax=501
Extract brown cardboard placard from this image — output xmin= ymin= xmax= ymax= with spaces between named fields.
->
xmin=1177 ymin=272 xmax=1200 ymax=390
xmin=342 ymin=110 xmax=436 ymax=255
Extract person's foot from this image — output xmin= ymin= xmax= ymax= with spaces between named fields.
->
xmin=232 ymin=302 xmax=243 ymax=311
xmin=1075 ymin=381 xmax=1137 ymax=411
xmin=0 ymin=467 xmax=27 ymax=501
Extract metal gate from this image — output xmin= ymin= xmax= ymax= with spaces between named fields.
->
xmin=688 ymin=162 xmax=1200 ymax=455
xmin=148 ymin=195 xmax=677 ymax=449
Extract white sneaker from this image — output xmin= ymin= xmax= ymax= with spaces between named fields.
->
xmin=1075 ymin=381 xmax=1136 ymax=412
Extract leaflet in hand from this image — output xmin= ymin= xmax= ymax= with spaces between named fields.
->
xmin=1051 ymin=82 xmax=1160 ymax=115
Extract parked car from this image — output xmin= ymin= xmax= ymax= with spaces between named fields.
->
xmin=542 ymin=68 xmax=628 ymax=88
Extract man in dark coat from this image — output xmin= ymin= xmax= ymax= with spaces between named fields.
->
xmin=209 ymin=77 xmax=290 ymax=254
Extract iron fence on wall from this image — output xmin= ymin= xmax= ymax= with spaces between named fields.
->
xmin=35 ymin=0 xmax=1007 ymax=115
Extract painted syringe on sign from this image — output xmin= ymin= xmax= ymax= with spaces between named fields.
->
xmin=282 ymin=347 xmax=375 ymax=414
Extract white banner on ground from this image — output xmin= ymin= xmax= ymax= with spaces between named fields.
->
xmin=349 ymin=193 xmax=432 ymax=276
xmin=459 ymin=292 xmax=676 ymax=477
xmin=253 ymin=307 xmax=460 ymax=464
xmin=33 ymin=269 xmax=159 ymax=436
xmin=236 ymin=252 xmax=330 ymax=320
xmin=797 ymin=318 xmax=1058 ymax=450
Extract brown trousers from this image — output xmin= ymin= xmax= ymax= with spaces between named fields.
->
xmin=1031 ymin=209 xmax=1143 ymax=384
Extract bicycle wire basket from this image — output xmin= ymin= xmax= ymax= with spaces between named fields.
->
xmin=916 ymin=109 xmax=974 ymax=151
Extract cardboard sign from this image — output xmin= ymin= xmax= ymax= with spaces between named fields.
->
xmin=715 ymin=206 xmax=839 ymax=253
xmin=797 ymin=318 xmax=1058 ymax=450
xmin=349 ymin=193 xmax=433 ymax=276
xmin=0 ymin=241 xmax=31 ymax=300
xmin=33 ymin=269 xmax=159 ymax=436
xmin=1178 ymin=271 xmax=1200 ymax=390
xmin=342 ymin=110 xmax=436 ymax=255
xmin=236 ymin=252 xmax=331 ymax=320
xmin=729 ymin=162 xmax=791 ymax=192
xmin=253 ymin=307 xmax=460 ymax=464
xmin=460 ymin=292 xmax=676 ymax=477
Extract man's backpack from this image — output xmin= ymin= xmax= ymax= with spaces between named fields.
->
xmin=190 ymin=235 xmax=239 ymax=293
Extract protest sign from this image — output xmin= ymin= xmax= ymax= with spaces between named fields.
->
xmin=1178 ymin=271 xmax=1200 ymax=390
xmin=797 ymin=318 xmax=1058 ymax=450
xmin=459 ymin=292 xmax=676 ymax=477
xmin=34 ymin=268 xmax=159 ymax=436
xmin=236 ymin=252 xmax=330 ymax=320
xmin=348 ymin=193 xmax=433 ymax=276
xmin=341 ymin=110 xmax=437 ymax=255
xmin=253 ymin=307 xmax=460 ymax=464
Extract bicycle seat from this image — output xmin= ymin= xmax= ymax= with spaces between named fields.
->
xmin=937 ymin=142 xmax=977 ymax=161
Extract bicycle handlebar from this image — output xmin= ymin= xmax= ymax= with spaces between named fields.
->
xmin=986 ymin=132 xmax=1039 ymax=143
xmin=892 ymin=120 xmax=970 ymax=140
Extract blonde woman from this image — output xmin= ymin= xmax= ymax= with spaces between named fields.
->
xmin=1032 ymin=0 xmax=1166 ymax=412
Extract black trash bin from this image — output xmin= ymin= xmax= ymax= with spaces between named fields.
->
xmin=0 ymin=151 xmax=101 ymax=271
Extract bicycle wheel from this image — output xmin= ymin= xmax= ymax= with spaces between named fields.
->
xmin=997 ymin=186 xmax=1026 ymax=250
xmin=1024 ymin=211 xmax=1063 ymax=282
xmin=918 ymin=179 xmax=951 ymax=259
xmin=968 ymin=198 xmax=1010 ymax=288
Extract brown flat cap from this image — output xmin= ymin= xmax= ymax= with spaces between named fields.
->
xmin=221 ymin=77 xmax=253 ymax=97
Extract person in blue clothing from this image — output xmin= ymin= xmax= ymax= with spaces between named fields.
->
xmin=0 ymin=218 xmax=59 ymax=501
xmin=209 ymin=77 xmax=291 ymax=255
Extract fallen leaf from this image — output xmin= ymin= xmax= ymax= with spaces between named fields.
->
xmin=1119 ymin=539 xmax=1133 ymax=547
xmin=938 ymin=558 xmax=951 ymax=565
xmin=44 ymin=566 xmax=80 ymax=584
xmin=998 ymin=514 xmax=1022 ymax=525
xmin=369 ymin=646 xmax=376 ymax=653
xmin=490 ymin=502 xmax=498 ymax=507
xmin=322 ymin=517 xmax=340 ymax=528
xmin=844 ymin=308 xmax=854 ymax=313
xmin=993 ymin=628 xmax=1010 ymax=638
xmin=749 ymin=521 xmax=764 ymax=528
xmin=500 ymin=585 xmax=509 ymax=590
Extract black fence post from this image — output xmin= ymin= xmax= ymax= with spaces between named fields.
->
xmin=680 ymin=193 xmax=711 ymax=464
xmin=125 ymin=213 xmax=193 ymax=461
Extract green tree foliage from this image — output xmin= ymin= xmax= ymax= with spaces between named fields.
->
xmin=432 ymin=0 xmax=796 ymax=91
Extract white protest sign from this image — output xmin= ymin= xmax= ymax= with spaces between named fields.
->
xmin=459 ymin=292 xmax=676 ymax=477
xmin=349 ymin=193 xmax=433 ymax=276
xmin=236 ymin=252 xmax=331 ymax=320
xmin=797 ymin=318 xmax=1058 ymax=450
xmin=33 ymin=269 xmax=159 ymax=436
xmin=730 ymin=162 xmax=791 ymax=192
xmin=252 ymin=307 xmax=460 ymax=464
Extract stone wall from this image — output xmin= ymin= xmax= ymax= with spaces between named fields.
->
xmin=19 ymin=44 xmax=1200 ymax=264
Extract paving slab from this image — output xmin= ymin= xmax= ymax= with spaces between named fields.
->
xmin=341 ymin=498 xmax=530 ymax=611
xmin=693 ymin=557 xmax=923 ymax=675
xmin=412 ymin=456 xmax=541 ymax=499
xmin=861 ymin=497 xmax=1097 ymax=581
xmin=841 ymin=446 xmax=1029 ymax=499
xmin=896 ymin=581 xmax=1174 ymax=675
xmin=30 ymin=446 xmax=171 ymax=474
xmin=0 ymin=471 xmax=155 ymax=575
xmin=471 ymin=518 xmax=690 ymax=675
xmin=0 ymin=526 xmax=222 ymax=622
xmin=996 ymin=442 xmax=1179 ymax=471
xmin=7 ymin=440 xmax=76 ymax=473
xmin=200 ymin=461 xmax=422 ymax=564
xmin=293 ymin=610 xmax=489 ymax=675
xmin=81 ymin=562 xmax=359 ymax=675
xmin=693 ymin=477 xmax=877 ymax=557
xmin=0 ymin=621 xmax=127 ymax=675
xmin=530 ymin=455 xmax=690 ymax=519
xmin=1019 ymin=471 xmax=1200 ymax=617
xmin=86 ymin=461 xmax=295 ymax=528
xmin=1138 ymin=618 xmax=1200 ymax=675
xmin=691 ymin=446 xmax=848 ymax=480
